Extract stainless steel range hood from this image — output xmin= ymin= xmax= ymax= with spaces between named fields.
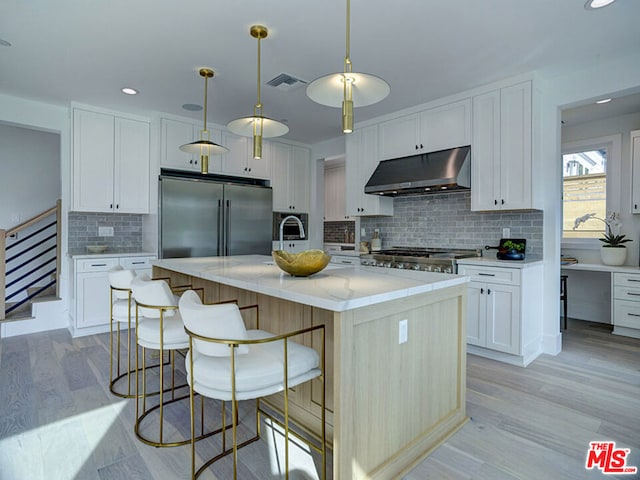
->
xmin=364 ymin=145 xmax=471 ymax=197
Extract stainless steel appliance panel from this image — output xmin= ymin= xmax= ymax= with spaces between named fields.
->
xmin=160 ymin=173 xmax=273 ymax=259
xmin=225 ymin=183 xmax=273 ymax=255
xmin=160 ymin=177 xmax=222 ymax=258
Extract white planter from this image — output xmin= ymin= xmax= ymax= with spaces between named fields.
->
xmin=600 ymin=246 xmax=627 ymax=266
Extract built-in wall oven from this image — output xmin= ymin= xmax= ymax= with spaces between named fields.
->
xmin=272 ymin=212 xmax=309 ymax=241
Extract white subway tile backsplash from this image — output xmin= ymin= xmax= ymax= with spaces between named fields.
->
xmin=360 ymin=192 xmax=543 ymax=257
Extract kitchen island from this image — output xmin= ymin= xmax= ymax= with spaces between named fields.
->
xmin=153 ymin=255 xmax=469 ymax=479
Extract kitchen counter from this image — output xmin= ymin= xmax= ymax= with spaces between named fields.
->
xmin=561 ymin=262 xmax=640 ymax=273
xmin=458 ymin=254 xmax=543 ymax=268
xmin=68 ymin=249 xmax=156 ymax=259
xmin=153 ymin=255 xmax=467 ymax=312
xmin=153 ymin=254 xmax=468 ymax=479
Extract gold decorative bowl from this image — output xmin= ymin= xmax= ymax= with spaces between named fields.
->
xmin=272 ymin=249 xmax=331 ymax=277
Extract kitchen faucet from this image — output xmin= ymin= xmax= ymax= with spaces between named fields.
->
xmin=279 ymin=215 xmax=305 ymax=251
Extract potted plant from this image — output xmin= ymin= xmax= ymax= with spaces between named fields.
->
xmin=499 ymin=240 xmax=526 ymax=260
xmin=573 ymin=212 xmax=632 ymax=266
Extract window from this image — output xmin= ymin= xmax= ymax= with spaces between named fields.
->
xmin=561 ymin=134 xmax=621 ymax=246
xmin=562 ymin=148 xmax=607 ymax=239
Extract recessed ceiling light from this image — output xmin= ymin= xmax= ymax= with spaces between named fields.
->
xmin=584 ymin=0 xmax=616 ymax=10
xmin=0 ymin=38 xmax=11 ymax=47
xmin=596 ymin=98 xmax=612 ymax=104
xmin=182 ymin=103 xmax=203 ymax=111
xmin=121 ymin=87 xmax=138 ymax=95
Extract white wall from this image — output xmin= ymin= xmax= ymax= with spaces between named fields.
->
xmin=0 ymin=123 xmax=61 ymax=229
xmin=560 ymin=111 xmax=640 ymax=323
xmin=539 ymin=52 xmax=640 ymax=343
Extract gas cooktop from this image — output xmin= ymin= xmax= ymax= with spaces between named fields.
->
xmin=361 ymin=247 xmax=481 ymax=273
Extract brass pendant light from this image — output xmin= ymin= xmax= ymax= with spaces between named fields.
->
xmin=180 ymin=68 xmax=229 ymax=173
xmin=306 ymin=0 xmax=390 ymax=133
xmin=227 ymin=25 xmax=289 ymax=159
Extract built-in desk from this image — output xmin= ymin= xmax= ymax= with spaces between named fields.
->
xmin=561 ymin=263 xmax=640 ymax=338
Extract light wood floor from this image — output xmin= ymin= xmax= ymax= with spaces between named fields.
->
xmin=0 ymin=319 xmax=638 ymax=479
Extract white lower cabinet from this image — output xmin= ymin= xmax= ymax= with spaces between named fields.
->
xmin=459 ymin=261 xmax=543 ymax=366
xmin=71 ymin=255 xmax=156 ymax=337
xmin=612 ymin=272 xmax=640 ymax=338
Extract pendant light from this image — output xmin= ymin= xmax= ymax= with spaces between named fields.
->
xmin=227 ymin=25 xmax=289 ymax=159
xmin=180 ymin=68 xmax=229 ymax=173
xmin=306 ymin=0 xmax=390 ymax=133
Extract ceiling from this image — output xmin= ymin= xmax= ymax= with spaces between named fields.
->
xmin=1 ymin=0 xmax=639 ymax=145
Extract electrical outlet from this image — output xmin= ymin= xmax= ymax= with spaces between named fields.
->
xmin=399 ymin=319 xmax=408 ymax=344
xmin=502 ymin=227 xmax=511 ymax=238
xmin=98 ymin=226 xmax=114 ymax=237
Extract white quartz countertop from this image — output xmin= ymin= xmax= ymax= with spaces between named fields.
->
xmin=561 ymin=263 xmax=640 ymax=273
xmin=153 ymin=255 xmax=468 ymax=312
xmin=457 ymin=255 xmax=543 ymax=268
xmin=68 ymin=250 xmax=156 ymax=259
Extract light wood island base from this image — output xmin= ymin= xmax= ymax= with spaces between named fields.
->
xmin=154 ymin=261 xmax=467 ymax=479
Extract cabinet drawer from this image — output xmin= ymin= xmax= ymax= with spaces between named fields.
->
xmin=614 ymin=299 xmax=640 ymax=329
xmin=614 ymin=285 xmax=640 ymax=302
xmin=458 ymin=265 xmax=521 ymax=286
xmin=120 ymin=256 xmax=156 ymax=270
xmin=76 ymin=257 xmax=119 ymax=273
xmin=613 ymin=273 xmax=640 ymax=288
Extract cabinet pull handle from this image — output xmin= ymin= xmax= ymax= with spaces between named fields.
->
xmin=480 ymin=288 xmax=484 ymax=294
xmin=478 ymin=273 xmax=495 ymax=276
xmin=341 ymin=260 xmax=351 ymax=264
xmin=627 ymin=292 xmax=640 ymax=296
xmin=627 ymin=279 xmax=640 ymax=282
xmin=487 ymin=288 xmax=491 ymax=295
xmin=628 ymin=313 xmax=640 ymax=317
xmin=494 ymin=199 xmax=498 ymax=205
xmin=501 ymin=199 xmax=505 ymax=205
xmin=131 ymin=261 xmax=145 ymax=265
xmin=91 ymin=263 xmax=107 ymax=267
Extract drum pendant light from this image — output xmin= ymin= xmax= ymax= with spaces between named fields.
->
xmin=306 ymin=0 xmax=390 ymax=133
xmin=227 ymin=25 xmax=289 ymax=159
xmin=180 ymin=68 xmax=229 ymax=173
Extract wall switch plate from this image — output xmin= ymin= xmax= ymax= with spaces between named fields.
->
xmin=361 ymin=227 xmax=366 ymax=237
xmin=399 ymin=319 xmax=408 ymax=344
xmin=98 ymin=226 xmax=114 ymax=237
xmin=502 ymin=227 xmax=511 ymax=238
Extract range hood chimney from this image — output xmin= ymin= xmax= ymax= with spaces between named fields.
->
xmin=364 ymin=145 xmax=471 ymax=197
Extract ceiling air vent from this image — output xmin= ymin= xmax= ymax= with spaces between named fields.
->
xmin=266 ymin=73 xmax=307 ymax=92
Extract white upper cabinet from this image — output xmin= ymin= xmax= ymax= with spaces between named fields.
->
xmin=471 ymin=81 xmax=533 ymax=211
xmin=378 ymin=113 xmax=421 ymax=160
xmin=271 ymin=142 xmax=310 ymax=213
xmin=419 ymin=99 xmax=472 ymax=153
xmin=324 ymin=162 xmax=350 ymax=221
xmin=72 ymin=108 xmax=150 ymax=213
xmin=631 ymin=130 xmax=640 ymax=213
xmin=345 ymin=125 xmax=393 ymax=216
xmin=161 ymin=118 xmax=199 ymax=171
xmin=378 ymin=99 xmax=471 ymax=160
xmin=160 ymin=117 xmax=223 ymax=173
xmin=220 ymin=131 xmax=271 ymax=180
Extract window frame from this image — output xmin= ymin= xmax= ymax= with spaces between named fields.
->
xmin=561 ymin=134 xmax=622 ymax=250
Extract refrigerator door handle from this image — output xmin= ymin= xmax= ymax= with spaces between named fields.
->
xmin=217 ymin=199 xmax=223 ymax=256
xmin=225 ymin=199 xmax=231 ymax=256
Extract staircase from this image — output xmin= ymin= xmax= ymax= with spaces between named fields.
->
xmin=1 ymin=200 xmax=61 ymax=324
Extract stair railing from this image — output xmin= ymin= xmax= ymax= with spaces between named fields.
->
xmin=1 ymin=199 xmax=61 ymax=320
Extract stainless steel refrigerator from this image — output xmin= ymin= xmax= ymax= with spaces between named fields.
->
xmin=159 ymin=173 xmax=273 ymax=258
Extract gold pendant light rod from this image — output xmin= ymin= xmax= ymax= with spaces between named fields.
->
xmin=227 ymin=25 xmax=288 ymax=160
xmin=180 ymin=67 xmax=228 ymax=174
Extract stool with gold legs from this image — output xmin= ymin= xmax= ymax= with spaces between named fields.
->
xmin=131 ymin=275 xmax=218 ymax=447
xmin=179 ymin=289 xmax=327 ymax=480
